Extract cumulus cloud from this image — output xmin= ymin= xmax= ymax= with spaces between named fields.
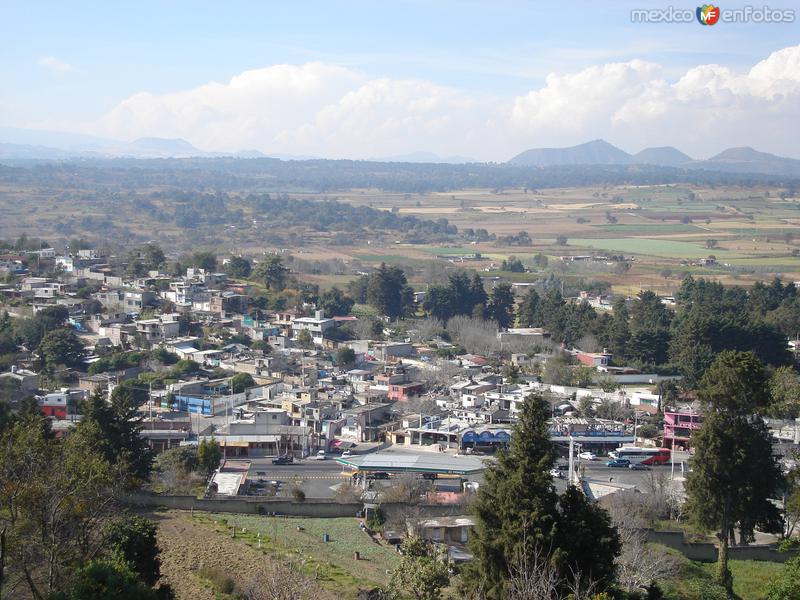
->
xmin=511 ymin=45 xmax=800 ymax=158
xmin=38 ymin=56 xmax=73 ymax=73
xmin=89 ymin=45 xmax=800 ymax=160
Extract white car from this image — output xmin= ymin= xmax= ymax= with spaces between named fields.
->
xmin=549 ymin=468 xmax=563 ymax=479
xmin=313 ymin=450 xmax=327 ymax=460
xmin=342 ymin=449 xmax=353 ymax=458
xmin=579 ymin=451 xmax=597 ymax=461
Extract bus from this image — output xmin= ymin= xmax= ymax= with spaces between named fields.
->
xmin=608 ymin=446 xmax=671 ymax=465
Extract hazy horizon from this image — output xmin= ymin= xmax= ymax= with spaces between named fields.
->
xmin=2 ymin=1 xmax=800 ymax=161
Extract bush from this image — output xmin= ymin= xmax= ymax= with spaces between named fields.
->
xmin=292 ymin=487 xmax=307 ymax=502
xmin=197 ymin=567 xmax=236 ymax=595
xmin=365 ymin=506 xmax=385 ymax=533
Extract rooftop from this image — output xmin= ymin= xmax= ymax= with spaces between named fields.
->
xmin=335 ymin=451 xmax=484 ymax=475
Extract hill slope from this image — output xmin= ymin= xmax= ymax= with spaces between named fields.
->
xmin=508 ymin=139 xmax=631 ymax=166
xmin=633 ymin=146 xmax=693 ymax=166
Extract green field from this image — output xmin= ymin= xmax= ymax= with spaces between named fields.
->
xmin=203 ymin=513 xmax=401 ymax=595
xmin=660 ymin=556 xmax=786 ymax=600
xmin=568 ymin=238 xmax=740 ymax=259
xmin=595 ymin=224 xmax=703 ymax=234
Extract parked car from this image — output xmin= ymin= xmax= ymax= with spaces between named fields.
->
xmin=549 ymin=468 xmax=564 ymax=479
xmin=606 ymin=458 xmax=631 ymax=468
xmin=271 ymin=455 xmax=293 ymax=465
xmin=579 ymin=451 xmax=597 ymax=461
xmin=342 ymin=449 xmax=353 ymax=457
xmin=312 ymin=450 xmax=327 ymax=460
xmin=367 ymin=471 xmax=390 ymax=480
xmin=628 ymin=463 xmax=650 ymax=470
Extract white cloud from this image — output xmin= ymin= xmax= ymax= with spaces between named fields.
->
xmin=38 ymin=56 xmax=73 ymax=73
xmin=88 ymin=45 xmax=800 ymax=160
xmin=510 ymin=45 xmax=800 ymax=159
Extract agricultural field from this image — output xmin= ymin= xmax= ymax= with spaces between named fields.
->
xmin=1 ymin=175 xmax=798 ymax=295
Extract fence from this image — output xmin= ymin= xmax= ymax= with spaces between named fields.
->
xmin=645 ymin=529 xmax=796 ymax=563
xmin=126 ymin=492 xmax=469 ymax=520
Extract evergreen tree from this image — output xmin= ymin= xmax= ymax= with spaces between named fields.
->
xmin=317 ymin=286 xmax=354 ymax=317
xmin=684 ymin=351 xmax=783 ymax=595
xmin=468 ymin=273 xmax=488 ymax=316
xmin=517 ymin=288 xmax=541 ymax=327
xmin=486 ymin=283 xmax=515 ymax=329
xmin=463 ymin=393 xmax=620 ymax=598
xmin=77 ymin=391 xmax=153 ymax=484
xmin=198 ymin=438 xmax=223 ymax=475
xmin=463 ymin=394 xmax=559 ymax=598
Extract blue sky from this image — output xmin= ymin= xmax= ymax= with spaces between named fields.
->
xmin=2 ymin=1 xmax=799 ymax=159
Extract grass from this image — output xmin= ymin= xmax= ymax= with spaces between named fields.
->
xmin=199 ymin=513 xmax=402 ymax=597
xmin=659 ymin=554 xmax=786 ymax=600
xmin=567 ymin=237 xmax=742 ymax=259
xmin=595 ymin=224 xmax=703 ymax=234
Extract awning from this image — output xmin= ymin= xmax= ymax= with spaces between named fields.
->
xmin=220 ymin=441 xmax=251 ymax=448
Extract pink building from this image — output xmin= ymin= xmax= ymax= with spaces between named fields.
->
xmin=663 ymin=410 xmax=703 ymax=451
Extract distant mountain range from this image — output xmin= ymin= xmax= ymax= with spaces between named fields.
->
xmin=0 ymin=127 xmax=269 ymax=160
xmin=508 ymin=139 xmax=800 ymax=176
xmin=1 ymin=127 xmax=799 ymax=176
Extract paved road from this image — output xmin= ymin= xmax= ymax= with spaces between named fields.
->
xmin=243 ymin=453 xmax=687 ymax=499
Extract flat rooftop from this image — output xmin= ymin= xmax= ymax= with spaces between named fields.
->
xmin=336 ymin=451 xmax=484 ymax=475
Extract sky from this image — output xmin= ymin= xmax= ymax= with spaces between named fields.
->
xmin=1 ymin=0 xmax=799 ymax=160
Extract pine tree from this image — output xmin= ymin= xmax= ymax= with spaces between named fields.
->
xmin=462 ymin=394 xmax=559 ymax=598
xmin=684 ymin=351 xmax=783 ymax=595
xmin=463 ymin=393 xmax=620 ymax=598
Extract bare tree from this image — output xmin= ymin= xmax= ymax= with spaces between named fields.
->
xmin=602 ymin=488 xmax=679 ymax=594
xmin=240 ymin=561 xmax=340 ymax=600
xmin=446 ymin=316 xmax=500 ymax=356
xmin=408 ymin=318 xmax=444 ymax=343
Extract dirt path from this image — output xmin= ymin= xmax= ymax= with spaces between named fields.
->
xmin=152 ymin=510 xmax=277 ymax=600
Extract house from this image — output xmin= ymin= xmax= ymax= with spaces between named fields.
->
xmin=413 ymin=516 xmax=475 ymax=545
xmin=135 ymin=313 xmax=181 ymax=342
xmin=208 ymin=410 xmax=317 ymax=457
xmin=388 ymin=381 xmax=426 ymax=401
xmin=576 ymin=351 xmax=612 ymax=368
xmin=664 ymin=410 xmax=703 ymax=451
xmin=123 ymin=290 xmax=157 ymax=312
xmin=36 ymin=388 xmax=86 ymax=420
xmin=292 ymin=310 xmax=335 ymax=344
xmin=0 ymin=366 xmax=39 ymax=394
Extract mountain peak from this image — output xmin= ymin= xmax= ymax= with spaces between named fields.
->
xmin=633 ymin=146 xmax=693 ymax=166
xmin=507 ymin=139 xmax=631 ymax=166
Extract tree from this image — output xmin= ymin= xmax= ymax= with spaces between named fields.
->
xmin=77 ymin=390 xmax=153 ymax=484
xmin=198 ymin=438 xmax=222 ymax=475
xmin=38 ymin=328 xmax=85 ymax=370
xmin=142 ymin=243 xmax=166 ymax=270
xmin=365 ymin=263 xmax=415 ymax=319
xmin=255 ymin=255 xmax=290 ymax=291
xmin=685 ymin=351 xmax=783 ymax=595
xmin=487 ymin=283 xmax=515 ymax=329
xmin=767 ymin=556 xmax=800 ymax=600
xmin=422 ymin=286 xmax=453 ymax=322
xmin=556 ymin=235 xmax=568 ymax=245
xmin=768 ymin=365 xmax=800 ymax=418
xmin=317 ymin=287 xmax=354 ymax=317
xmin=230 ymin=372 xmax=255 ymax=394
xmin=462 ymin=394 xmax=619 ymax=598
xmin=104 ymin=516 xmax=162 ymax=587
xmin=0 ymin=420 xmax=120 ymax=599
xmin=391 ymin=537 xmax=450 ymax=600
xmin=552 ymin=485 xmax=621 ymax=590
xmin=51 ymin=560 xmax=159 ymax=600
xmin=296 ymin=329 xmax=314 ymax=349
xmin=225 ymin=255 xmax=252 ymax=278
xmin=336 ymin=347 xmax=356 ymax=367
xmin=191 ymin=251 xmax=217 ymax=272
xmin=517 ymin=288 xmax=541 ymax=328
